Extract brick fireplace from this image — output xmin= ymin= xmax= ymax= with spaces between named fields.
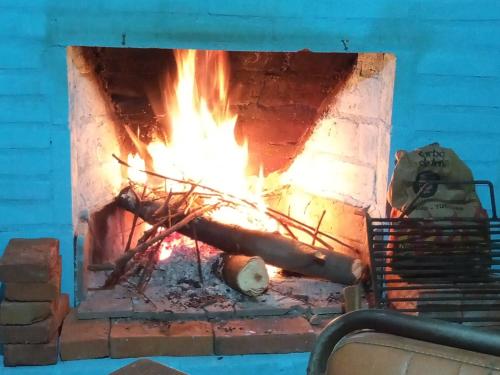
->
xmin=68 ymin=46 xmax=395 ymax=310
xmin=1 ymin=0 xmax=500 ymax=371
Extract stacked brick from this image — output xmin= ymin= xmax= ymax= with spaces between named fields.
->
xmin=59 ymin=310 xmax=110 ymax=360
xmin=0 ymin=238 xmax=69 ymax=366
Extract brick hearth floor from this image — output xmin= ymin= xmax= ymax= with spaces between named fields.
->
xmin=0 ymin=353 xmax=309 ymax=374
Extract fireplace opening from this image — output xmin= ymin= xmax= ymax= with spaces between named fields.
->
xmin=68 ymin=46 xmax=396 ymax=320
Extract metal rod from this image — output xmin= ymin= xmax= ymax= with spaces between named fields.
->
xmin=366 ymin=217 xmax=381 ymax=305
xmin=381 ymin=285 xmax=500 ymax=292
xmin=387 ymin=296 xmax=500 ymax=302
xmin=376 ymin=230 xmax=496 ymax=236
xmin=396 ymin=305 xmax=500 ymax=312
xmin=373 ymin=260 xmax=500 ymax=267
xmin=371 ymin=248 xmax=499 ymax=254
xmin=192 ymin=226 xmax=204 ymax=286
xmin=382 ymin=277 xmax=500 ymax=283
xmin=370 ymin=220 xmax=500 ymax=226
xmin=377 ymin=270 xmax=494 ymax=277
xmin=373 ymin=239 xmax=500 ymax=248
xmin=370 ymin=222 xmax=500 ymax=228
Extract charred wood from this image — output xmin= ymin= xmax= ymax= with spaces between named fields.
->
xmin=103 ymin=202 xmax=216 ymax=288
xmin=221 ymin=255 xmax=269 ymax=297
xmin=116 ymin=187 xmax=362 ymax=285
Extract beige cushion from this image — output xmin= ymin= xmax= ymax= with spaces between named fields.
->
xmin=327 ymin=332 xmax=500 ymax=375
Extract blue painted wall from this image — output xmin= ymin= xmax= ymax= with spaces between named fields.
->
xmin=0 ymin=353 xmax=310 ymax=375
xmin=0 ymin=0 xmax=499 ymax=302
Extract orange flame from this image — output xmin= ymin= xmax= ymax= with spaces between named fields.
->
xmin=148 ymin=50 xmax=247 ymax=196
xmin=124 ymin=50 xmax=277 ymax=232
xmin=120 ymin=50 xmax=286 ymax=281
xmin=265 ymin=265 xmax=280 ymax=278
xmin=127 ymin=153 xmax=147 ymax=184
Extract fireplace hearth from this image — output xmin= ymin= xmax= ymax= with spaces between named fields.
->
xmin=69 ymin=46 xmax=394 ymax=324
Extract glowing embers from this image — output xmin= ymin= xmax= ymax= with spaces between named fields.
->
xmin=158 ymin=237 xmax=173 ymax=261
xmin=158 ymin=232 xmax=185 ymax=261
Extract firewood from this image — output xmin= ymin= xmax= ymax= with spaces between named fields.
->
xmin=102 ymin=203 xmax=217 ymax=289
xmin=186 ymin=219 xmax=362 ymax=285
xmin=136 ymin=242 xmax=161 ymax=293
xmin=112 ymin=153 xmax=358 ymax=252
xmin=222 ymin=255 xmax=269 ymax=297
xmin=124 ymin=185 xmax=147 ymax=255
xmin=116 ymin=187 xmax=363 ymax=285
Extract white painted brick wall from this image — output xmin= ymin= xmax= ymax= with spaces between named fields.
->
xmin=284 ymin=54 xmax=395 ymax=215
xmin=68 ymin=48 xmax=123 ymax=224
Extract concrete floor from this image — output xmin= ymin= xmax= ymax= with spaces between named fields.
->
xmin=0 ymin=353 xmax=310 ymax=375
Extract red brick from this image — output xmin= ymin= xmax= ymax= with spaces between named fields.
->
xmin=110 ymin=359 xmax=188 ymax=375
xmin=3 ymin=334 xmax=58 ymax=366
xmin=0 ymin=294 xmax=69 ymax=344
xmin=110 ymin=320 xmax=213 ymax=358
xmin=258 ymin=75 xmax=330 ymax=109
xmin=4 ymin=257 xmax=61 ymax=301
xmin=0 ymin=238 xmax=59 ymax=283
xmin=60 ymin=310 xmax=110 ymax=360
xmin=0 ymin=299 xmax=56 ymax=325
xmin=77 ymin=288 xmax=133 ymax=319
xmin=214 ymin=316 xmax=316 ymax=355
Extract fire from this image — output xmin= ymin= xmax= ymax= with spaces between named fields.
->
xmin=148 ymin=50 xmax=249 ymax=197
xmin=158 ymin=241 xmax=172 ymax=261
xmin=265 ymin=265 xmax=280 ymax=278
xmin=142 ymin=224 xmax=175 ymax=262
xmin=158 ymin=234 xmax=189 ymax=261
xmin=127 ymin=153 xmax=147 ymax=184
xmin=126 ymin=50 xmax=277 ymax=232
xmin=146 ymin=51 xmax=244 ymax=193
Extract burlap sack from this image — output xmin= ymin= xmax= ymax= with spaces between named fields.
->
xmin=385 ymin=144 xmax=490 ymax=311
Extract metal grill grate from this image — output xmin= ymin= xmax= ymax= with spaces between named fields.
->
xmin=368 ymin=181 xmax=500 ymax=323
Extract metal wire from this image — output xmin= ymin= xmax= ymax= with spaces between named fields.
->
xmin=368 ymin=180 xmax=500 ymax=323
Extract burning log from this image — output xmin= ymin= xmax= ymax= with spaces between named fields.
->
xmin=116 ymin=187 xmax=363 ymax=285
xmin=221 ymin=255 xmax=269 ymax=297
xmin=112 ymin=153 xmax=356 ymax=252
xmin=182 ymin=219 xmax=361 ymax=285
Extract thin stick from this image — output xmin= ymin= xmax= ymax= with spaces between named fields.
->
xmin=172 ymin=183 xmax=198 ymax=212
xmin=124 ymin=280 xmax=158 ymax=309
xmin=123 ymin=186 xmax=146 ymax=253
xmin=153 ymin=188 xmax=173 ymax=218
xmin=267 ymin=206 xmax=356 ymax=250
xmin=280 ymin=222 xmax=298 ymax=240
xmin=136 ymin=211 xmax=184 ymax=246
xmin=312 ymin=210 xmax=326 ymax=246
xmin=399 ymin=182 xmax=430 ymax=218
xmin=183 ymin=193 xmax=196 ymax=215
xmin=137 ymin=204 xmax=216 ymax=254
xmin=137 ymin=241 xmax=161 ymax=293
xmin=114 ymin=153 xmax=264 ymax=210
xmin=113 ymin=153 xmax=354 ymax=250
xmin=113 ymin=153 xmax=216 ymax=193
xmin=266 ymin=210 xmax=334 ymax=250
xmin=103 ymin=204 xmax=217 ymax=288
xmin=192 ymin=227 xmax=204 ymax=285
